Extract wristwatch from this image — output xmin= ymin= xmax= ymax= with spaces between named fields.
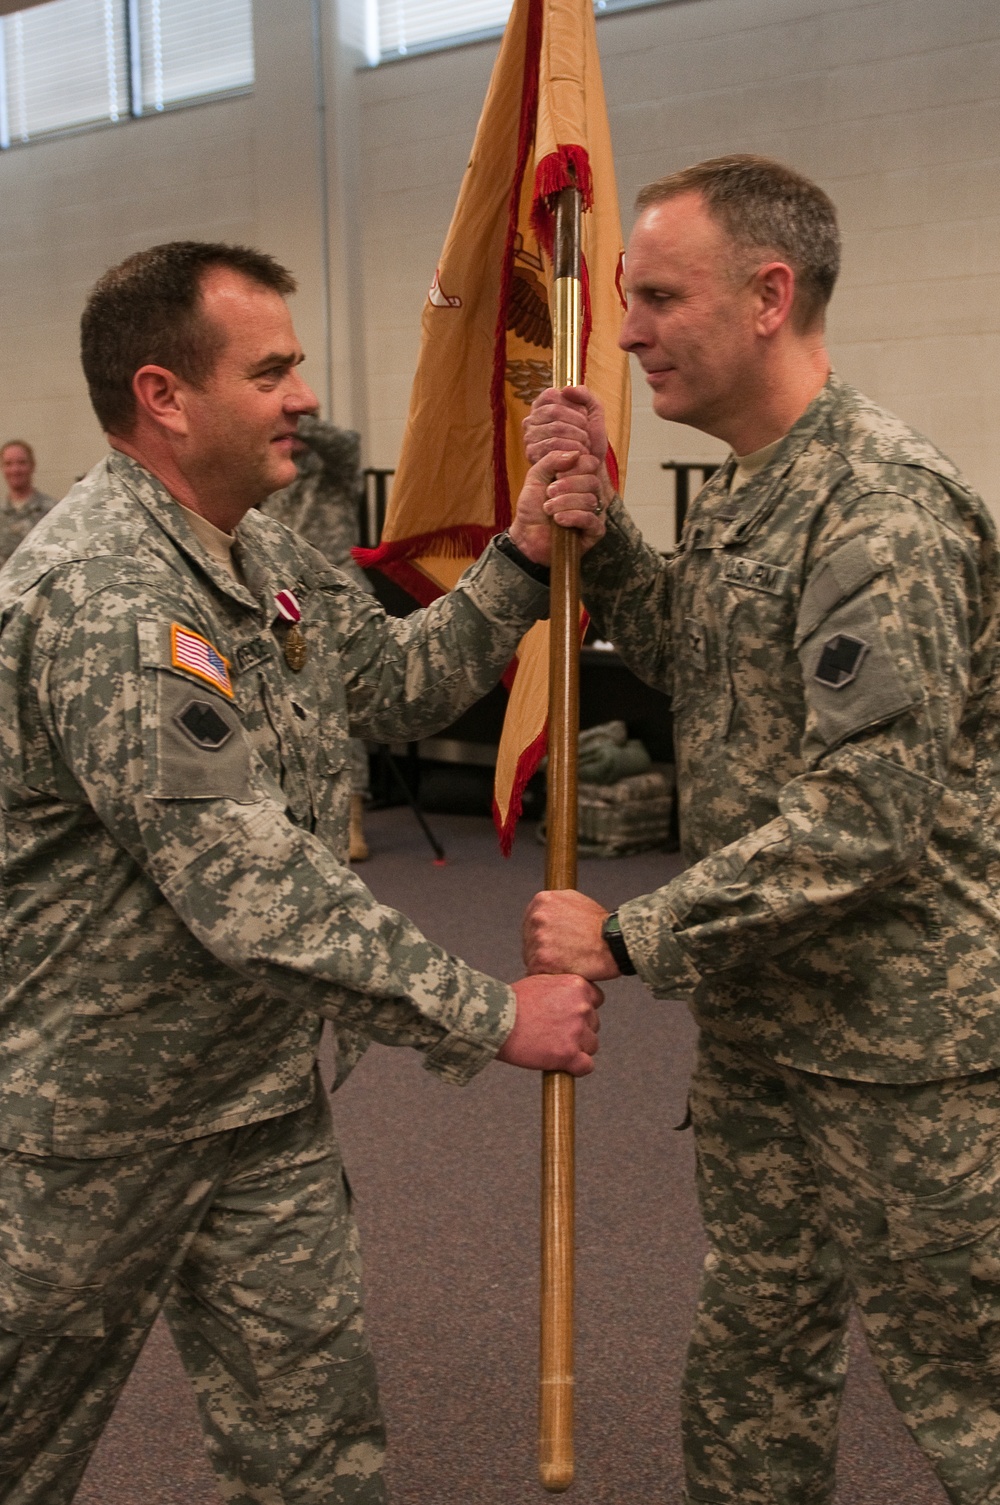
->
xmin=492 ymin=531 xmax=551 ymax=585
xmin=601 ymin=911 xmax=636 ymax=975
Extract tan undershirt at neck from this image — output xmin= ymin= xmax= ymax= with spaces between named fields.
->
xmin=730 ymin=436 xmax=785 ymax=495
xmin=180 ymin=506 xmax=242 ymax=584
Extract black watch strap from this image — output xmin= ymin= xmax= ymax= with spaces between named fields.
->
xmin=492 ymin=531 xmax=551 ymax=586
xmin=601 ymin=911 xmax=636 ymax=976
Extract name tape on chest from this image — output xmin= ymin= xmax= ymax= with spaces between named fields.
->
xmin=170 ymin=624 xmax=234 ymax=699
xmin=722 ymin=554 xmax=793 ymax=597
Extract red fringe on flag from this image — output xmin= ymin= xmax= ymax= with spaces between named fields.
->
xmin=353 ymin=524 xmax=496 ymax=573
xmin=494 ymin=723 xmax=549 ymax=857
xmin=531 ymin=145 xmax=595 ymax=254
xmin=492 ymin=608 xmax=590 ymax=852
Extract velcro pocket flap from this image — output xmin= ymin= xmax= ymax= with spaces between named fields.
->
xmin=795 ymin=536 xmax=886 ymax=647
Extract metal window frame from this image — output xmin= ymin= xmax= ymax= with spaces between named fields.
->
xmin=0 ymin=21 xmax=8 ymax=148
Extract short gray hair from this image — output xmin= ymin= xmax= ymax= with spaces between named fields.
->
xmin=636 ymin=155 xmax=841 ymax=329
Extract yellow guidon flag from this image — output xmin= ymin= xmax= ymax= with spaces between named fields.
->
xmin=355 ymin=0 xmax=630 ymax=853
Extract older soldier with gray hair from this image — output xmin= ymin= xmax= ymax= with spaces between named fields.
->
xmin=520 ymin=156 xmax=1000 ymax=1505
xmin=0 ymin=241 xmax=604 ymax=1505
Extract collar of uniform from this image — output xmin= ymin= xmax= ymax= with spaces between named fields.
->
xmin=109 ymin=451 xmax=263 ymax=614
xmin=716 ymin=373 xmax=842 ymax=547
xmin=678 ymin=462 xmax=737 ymax=550
xmin=232 ymin=506 xmax=311 ymax=630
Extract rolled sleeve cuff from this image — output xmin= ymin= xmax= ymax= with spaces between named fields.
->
xmin=618 ymin=898 xmax=701 ymax=998
xmin=421 ymin=980 xmax=517 ymax=1086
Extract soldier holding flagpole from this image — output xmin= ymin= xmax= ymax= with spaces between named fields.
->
xmin=521 ymin=154 xmax=1000 ymax=1505
xmin=0 ymin=238 xmax=605 ymax=1505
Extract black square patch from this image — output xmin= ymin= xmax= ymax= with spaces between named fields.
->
xmin=176 ymin=699 xmax=233 ymax=750
xmin=814 ymin=634 xmax=869 ymax=689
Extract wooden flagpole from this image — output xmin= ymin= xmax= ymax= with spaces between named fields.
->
xmin=539 ymin=184 xmax=583 ymax=1495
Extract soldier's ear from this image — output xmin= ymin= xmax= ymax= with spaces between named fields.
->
xmin=133 ymin=365 xmax=189 ymax=436
xmin=751 ymin=261 xmax=795 ymax=338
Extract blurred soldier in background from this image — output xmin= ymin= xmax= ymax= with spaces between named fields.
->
xmin=0 ymin=440 xmax=55 ymax=567
xmin=262 ymin=416 xmax=373 ymax=860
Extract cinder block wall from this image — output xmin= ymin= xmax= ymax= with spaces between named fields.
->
xmin=1 ymin=0 xmax=997 ymax=548
xmin=0 ymin=95 xmax=257 ymax=498
xmin=357 ymin=0 xmax=1000 ymax=546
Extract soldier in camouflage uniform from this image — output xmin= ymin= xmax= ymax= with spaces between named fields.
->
xmin=261 ymin=416 xmax=374 ymax=860
xmin=0 ymin=440 xmax=55 ymax=567
xmin=0 ymin=241 xmax=604 ymax=1505
xmin=521 ymin=157 xmax=1000 ymax=1504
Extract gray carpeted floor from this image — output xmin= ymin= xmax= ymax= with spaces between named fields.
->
xmin=76 ymin=808 xmax=947 ymax=1504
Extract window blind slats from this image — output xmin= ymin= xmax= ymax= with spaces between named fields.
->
xmin=0 ymin=0 xmax=253 ymax=146
xmin=371 ymin=0 xmax=664 ymax=64
xmin=138 ymin=0 xmax=252 ymax=112
xmin=378 ymin=0 xmax=512 ymax=58
xmin=1 ymin=0 xmax=127 ymax=141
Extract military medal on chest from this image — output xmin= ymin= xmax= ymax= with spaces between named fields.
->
xmin=274 ymin=588 xmax=307 ymax=672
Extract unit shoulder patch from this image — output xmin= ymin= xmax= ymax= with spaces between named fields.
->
xmin=814 ymin=633 xmax=870 ymax=689
xmin=175 ymin=699 xmax=234 ymax=750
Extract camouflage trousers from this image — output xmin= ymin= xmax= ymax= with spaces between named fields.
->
xmin=683 ymin=1033 xmax=1000 ymax=1505
xmin=0 ymin=1078 xmax=386 ymax=1505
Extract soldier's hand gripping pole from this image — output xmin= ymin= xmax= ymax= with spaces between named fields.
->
xmin=539 ymin=184 xmax=583 ymax=1495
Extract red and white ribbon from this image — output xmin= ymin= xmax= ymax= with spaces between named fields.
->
xmin=274 ymin=589 xmax=302 ymax=624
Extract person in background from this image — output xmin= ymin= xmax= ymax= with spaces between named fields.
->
xmin=262 ymin=416 xmax=374 ymax=860
xmin=520 ymin=154 xmax=1000 ymax=1505
xmin=0 ymin=439 xmax=55 ymax=566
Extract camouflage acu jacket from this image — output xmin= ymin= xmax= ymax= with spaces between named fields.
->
xmin=0 ymin=489 xmax=55 ymax=568
xmin=0 ymin=454 xmax=547 ymax=1155
xmin=583 ymin=376 xmax=1000 ymax=1082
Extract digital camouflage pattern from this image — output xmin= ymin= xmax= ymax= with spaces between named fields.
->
xmin=0 ymin=449 xmax=551 ymax=1158
xmin=0 ymin=489 xmax=55 ymax=568
xmin=0 ymin=448 xmax=550 ymax=1501
xmin=581 ymin=374 xmax=1000 ymax=1504
xmin=582 ymin=375 xmax=1000 ymax=1083
xmin=261 ymin=416 xmax=373 ymax=794
xmin=684 ymin=1033 xmax=1000 ymax=1505
xmin=0 ymin=1081 xmax=387 ymax=1505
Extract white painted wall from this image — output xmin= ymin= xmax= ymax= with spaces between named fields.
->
xmin=1 ymin=0 xmax=997 ymax=550
xmin=0 ymin=93 xmax=257 ymax=497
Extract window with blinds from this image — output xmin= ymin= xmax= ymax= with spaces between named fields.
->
xmin=374 ymin=0 xmax=512 ymax=62
xmin=0 ymin=0 xmax=253 ymax=148
xmin=366 ymin=0 xmax=664 ymax=65
xmin=137 ymin=0 xmax=253 ymax=114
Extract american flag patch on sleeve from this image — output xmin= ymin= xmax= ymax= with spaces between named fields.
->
xmin=170 ymin=624 xmax=234 ymax=698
